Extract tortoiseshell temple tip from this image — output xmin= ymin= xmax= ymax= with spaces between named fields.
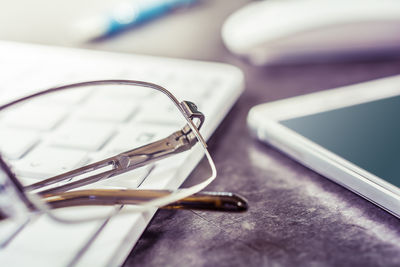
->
xmin=163 ymin=191 xmax=248 ymax=212
xmin=25 ymin=190 xmax=248 ymax=215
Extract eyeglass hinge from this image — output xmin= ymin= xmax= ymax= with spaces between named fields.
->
xmin=180 ymin=101 xmax=205 ymax=130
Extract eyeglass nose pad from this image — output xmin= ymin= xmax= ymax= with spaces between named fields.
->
xmin=0 ymin=157 xmax=32 ymax=212
xmin=0 ymin=157 xmax=33 ymax=246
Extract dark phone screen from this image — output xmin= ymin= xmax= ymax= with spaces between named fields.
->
xmin=281 ymin=95 xmax=400 ymax=188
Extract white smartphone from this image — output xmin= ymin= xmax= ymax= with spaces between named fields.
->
xmin=247 ymin=75 xmax=400 ymax=218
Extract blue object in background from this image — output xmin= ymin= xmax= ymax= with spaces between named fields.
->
xmin=76 ymin=0 xmax=197 ymax=41
xmin=109 ymin=0 xmax=196 ymax=33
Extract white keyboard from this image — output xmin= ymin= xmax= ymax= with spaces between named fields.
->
xmin=0 ymin=41 xmax=244 ymax=266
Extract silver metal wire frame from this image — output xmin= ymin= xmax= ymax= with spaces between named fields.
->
xmin=0 ymin=80 xmax=218 ymax=223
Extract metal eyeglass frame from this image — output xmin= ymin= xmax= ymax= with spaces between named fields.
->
xmin=0 ymin=80 xmax=247 ymax=224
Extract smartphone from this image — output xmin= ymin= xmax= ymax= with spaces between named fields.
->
xmin=247 ymin=75 xmax=400 ymax=218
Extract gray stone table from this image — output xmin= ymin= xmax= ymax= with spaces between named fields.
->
xmin=121 ymin=2 xmax=400 ymax=266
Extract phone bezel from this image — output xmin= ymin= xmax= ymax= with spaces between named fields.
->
xmin=247 ymin=75 xmax=400 ymax=218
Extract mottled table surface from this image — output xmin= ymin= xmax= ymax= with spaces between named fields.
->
xmin=1 ymin=0 xmax=399 ymax=266
xmin=126 ymin=64 xmax=400 ymax=266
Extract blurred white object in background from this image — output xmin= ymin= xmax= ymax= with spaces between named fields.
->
xmin=222 ymin=0 xmax=400 ymax=65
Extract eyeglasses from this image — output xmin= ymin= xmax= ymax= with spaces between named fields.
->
xmin=0 ymin=80 xmax=247 ymax=245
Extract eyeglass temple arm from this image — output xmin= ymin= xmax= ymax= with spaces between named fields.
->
xmin=25 ymin=101 xmax=204 ymax=195
xmin=27 ymin=125 xmax=198 ymax=196
xmin=43 ymin=190 xmax=248 ymax=212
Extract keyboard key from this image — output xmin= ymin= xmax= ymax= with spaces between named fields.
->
xmin=151 ymin=152 xmax=188 ymax=176
xmin=50 ymin=120 xmax=115 ymax=151
xmin=17 ymin=176 xmax=40 ymax=187
xmin=0 ymin=128 xmax=39 ymax=159
xmin=133 ymin=96 xmax=183 ymax=126
xmin=105 ymin=124 xmax=178 ymax=153
xmin=13 ymin=146 xmax=87 ymax=179
xmin=77 ymin=97 xmax=138 ymax=122
xmin=103 ymin=124 xmax=176 ymax=154
xmin=97 ymin=86 xmax=153 ymax=99
xmin=2 ymin=104 xmax=66 ymax=131
xmin=35 ymin=88 xmax=93 ymax=105
xmin=139 ymin=167 xmax=175 ymax=190
xmin=98 ymin=167 xmax=152 ymax=189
